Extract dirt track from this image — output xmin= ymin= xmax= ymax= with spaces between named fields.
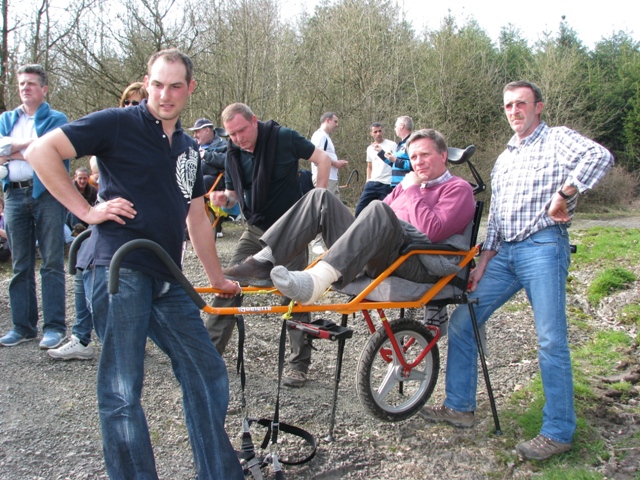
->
xmin=0 ymin=218 xmax=638 ymax=479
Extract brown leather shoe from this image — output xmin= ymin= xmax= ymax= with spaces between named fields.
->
xmin=516 ymin=434 xmax=572 ymax=460
xmin=223 ymin=256 xmax=273 ymax=287
xmin=419 ymin=404 xmax=474 ymax=428
xmin=283 ymin=369 xmax=307 ymax=388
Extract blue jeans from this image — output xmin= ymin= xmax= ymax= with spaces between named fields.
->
xmin=71 ymin=269 xmax=94 ymax=345
xmin=354 ymin=181 xmax=392 ymax=217
xmin=445 ymin=225 xmax=575 ymax=444
xmin=92 ymin=266 xmax=242 ymax=479
xmin=4 ymin=187 xmax=66 ymax=337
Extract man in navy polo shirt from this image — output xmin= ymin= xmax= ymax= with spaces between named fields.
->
xmin=25 ymin=49 xmax=243 ymax=479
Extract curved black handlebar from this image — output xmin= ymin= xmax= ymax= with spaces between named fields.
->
xmin=340 ymin=169 xmax=359 ymax=188
xmin=447 ymin=145 xmax=486 ymax=196
xmin=447 ymin=145 xmax=476 ymax=165
xmin=67 ymin=229 xmax=92 ymax=275
xmin=108 ymin=239 xmax=207 ymax=309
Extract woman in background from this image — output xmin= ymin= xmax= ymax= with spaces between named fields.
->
xmin=118 ymin=82 xmax=147 ymax=108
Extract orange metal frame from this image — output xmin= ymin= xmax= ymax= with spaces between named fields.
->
xmin=194 ymin=245 xmax=477 ymax=317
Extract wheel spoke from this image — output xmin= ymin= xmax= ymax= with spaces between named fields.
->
xmin=374 ymin=362 xmax=400 ymax=401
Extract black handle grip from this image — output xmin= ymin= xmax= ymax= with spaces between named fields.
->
xmin=67 ymin=229 xmax=93 ymax=275
xmin=108 ymin=239 xmax=207 ymax=309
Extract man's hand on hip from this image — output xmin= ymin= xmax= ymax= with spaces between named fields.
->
xmin=547 ymin=194 xmax=571 ymax=223
xmin=85 ymin=198 xmax=137 ymax=225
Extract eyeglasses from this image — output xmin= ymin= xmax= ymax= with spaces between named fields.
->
xmin=123 ymin=100 xmax=140 ymax=106
xmin=504 ymin=101 xmax=534 ymax=111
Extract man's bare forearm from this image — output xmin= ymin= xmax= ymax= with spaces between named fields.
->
xmin=11 ymin=138 xmax=34 ymax=153
xmin=25 ymin=130 xmax=93 ymax=220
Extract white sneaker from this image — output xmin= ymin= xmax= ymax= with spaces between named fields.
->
xmin=48 ymin=335 xmax=94 ymax=360
xmin=216 ymin=231 xmax=224 ymax=238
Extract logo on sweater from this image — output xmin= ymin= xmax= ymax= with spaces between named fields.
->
xmin=176 ymin=147 xmax=199 ymax=202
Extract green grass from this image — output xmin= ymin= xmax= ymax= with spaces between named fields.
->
xmin=571 ymin=227 xmax=640 ymax=268
xmin=536 ymin=468 xmax=604 ymax=480
xmin=619 ymin=303 xmax=640 ymax=325
xmin=587 ymin=267 xmax=637 ymax=305
xmin=571 ymin=228 xmax=638 ymax=305
xmin=573 ymin=330 xmax=632 ymax=376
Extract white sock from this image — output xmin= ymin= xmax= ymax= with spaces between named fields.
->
xmin=253 ymin=246 xmax=275 ymax=264
xmin=270 ymin=261 xmax=340 ymax=305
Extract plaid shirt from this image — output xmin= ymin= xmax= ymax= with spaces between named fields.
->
xmin=484 ymin=122 xmax=614 ymax=252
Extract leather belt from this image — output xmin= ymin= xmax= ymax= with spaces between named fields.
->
xmin=10 ymin=179 xmax=33 ymax=189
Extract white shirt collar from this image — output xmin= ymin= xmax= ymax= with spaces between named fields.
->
xmin=421 ymin=170 xmax=452 ymax=189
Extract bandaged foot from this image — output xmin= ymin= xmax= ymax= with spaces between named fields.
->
xmin=270 ymin=261 xmax=340 ymax=305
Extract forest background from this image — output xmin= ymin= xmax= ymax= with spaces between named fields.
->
xmin=1 ymin=0 xmax=640 ymax=209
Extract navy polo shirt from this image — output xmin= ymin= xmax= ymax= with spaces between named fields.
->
xmin=61 ymin=100 xmax=204 ymax=281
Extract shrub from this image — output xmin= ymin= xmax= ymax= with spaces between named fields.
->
xmin=577 ymin=165 xmax=640 ymax=212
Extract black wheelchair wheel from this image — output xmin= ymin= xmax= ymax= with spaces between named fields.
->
xmin=356 ymin=318 xmax=439 ymax=422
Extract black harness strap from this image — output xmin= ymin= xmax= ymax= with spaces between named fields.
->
xmin=234 ymin=315 xmax=264 ymax=479
xmin=235 ymin=318 xmax=316 ymax=478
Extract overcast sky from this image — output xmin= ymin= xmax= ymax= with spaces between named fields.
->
xmin=287 ymin=0 xmax=638 ymax=49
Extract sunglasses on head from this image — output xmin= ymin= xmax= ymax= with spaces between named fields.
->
xmin=123 ymin=100 xmax=140 ymax=106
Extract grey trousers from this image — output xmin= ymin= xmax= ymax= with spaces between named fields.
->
xmin=263 ymin=189 xmax=432 ymax=288
xmin=205 ymin=224 xmax=312 ymax=373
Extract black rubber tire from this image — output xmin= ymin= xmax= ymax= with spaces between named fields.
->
xmin=356 ymin=318 xmax=439 ymax=422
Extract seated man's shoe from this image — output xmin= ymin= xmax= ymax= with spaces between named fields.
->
xmin=0 ymin=330 xmax=36 ymax=347
xmin=419 ymin=404 xmax=474 ymax=428
xmin=39 ymin=331 xmax=65 ymax=350
xmin=283 ymin=369 xmax=307 ymax=388
xmin=516 ymin=434 xmax=572 ymax=461
xmin=48 ymin=335 xmax=94 ymax=360
xmin=223 ymin=256 xmax=273 ymax=287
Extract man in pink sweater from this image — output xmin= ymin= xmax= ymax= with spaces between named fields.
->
xmin=223 ymin=129 xmax=475 ymax=305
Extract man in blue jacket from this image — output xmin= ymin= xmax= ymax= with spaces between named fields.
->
xmin=0 ymin=64 xmax=68 ymax=349
xmin=377 ymin=115 xmax=413 ymax=187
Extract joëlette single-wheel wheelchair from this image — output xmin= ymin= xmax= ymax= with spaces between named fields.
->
xmin=70 ymin=145 xmax=500 ymax=445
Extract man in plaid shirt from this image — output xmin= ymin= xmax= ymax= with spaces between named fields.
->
xmin=421 ymin=80 xmax=614 ymax=461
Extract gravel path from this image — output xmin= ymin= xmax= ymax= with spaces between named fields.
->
xmin=0 ymin=218 xmax=638 ymax=479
